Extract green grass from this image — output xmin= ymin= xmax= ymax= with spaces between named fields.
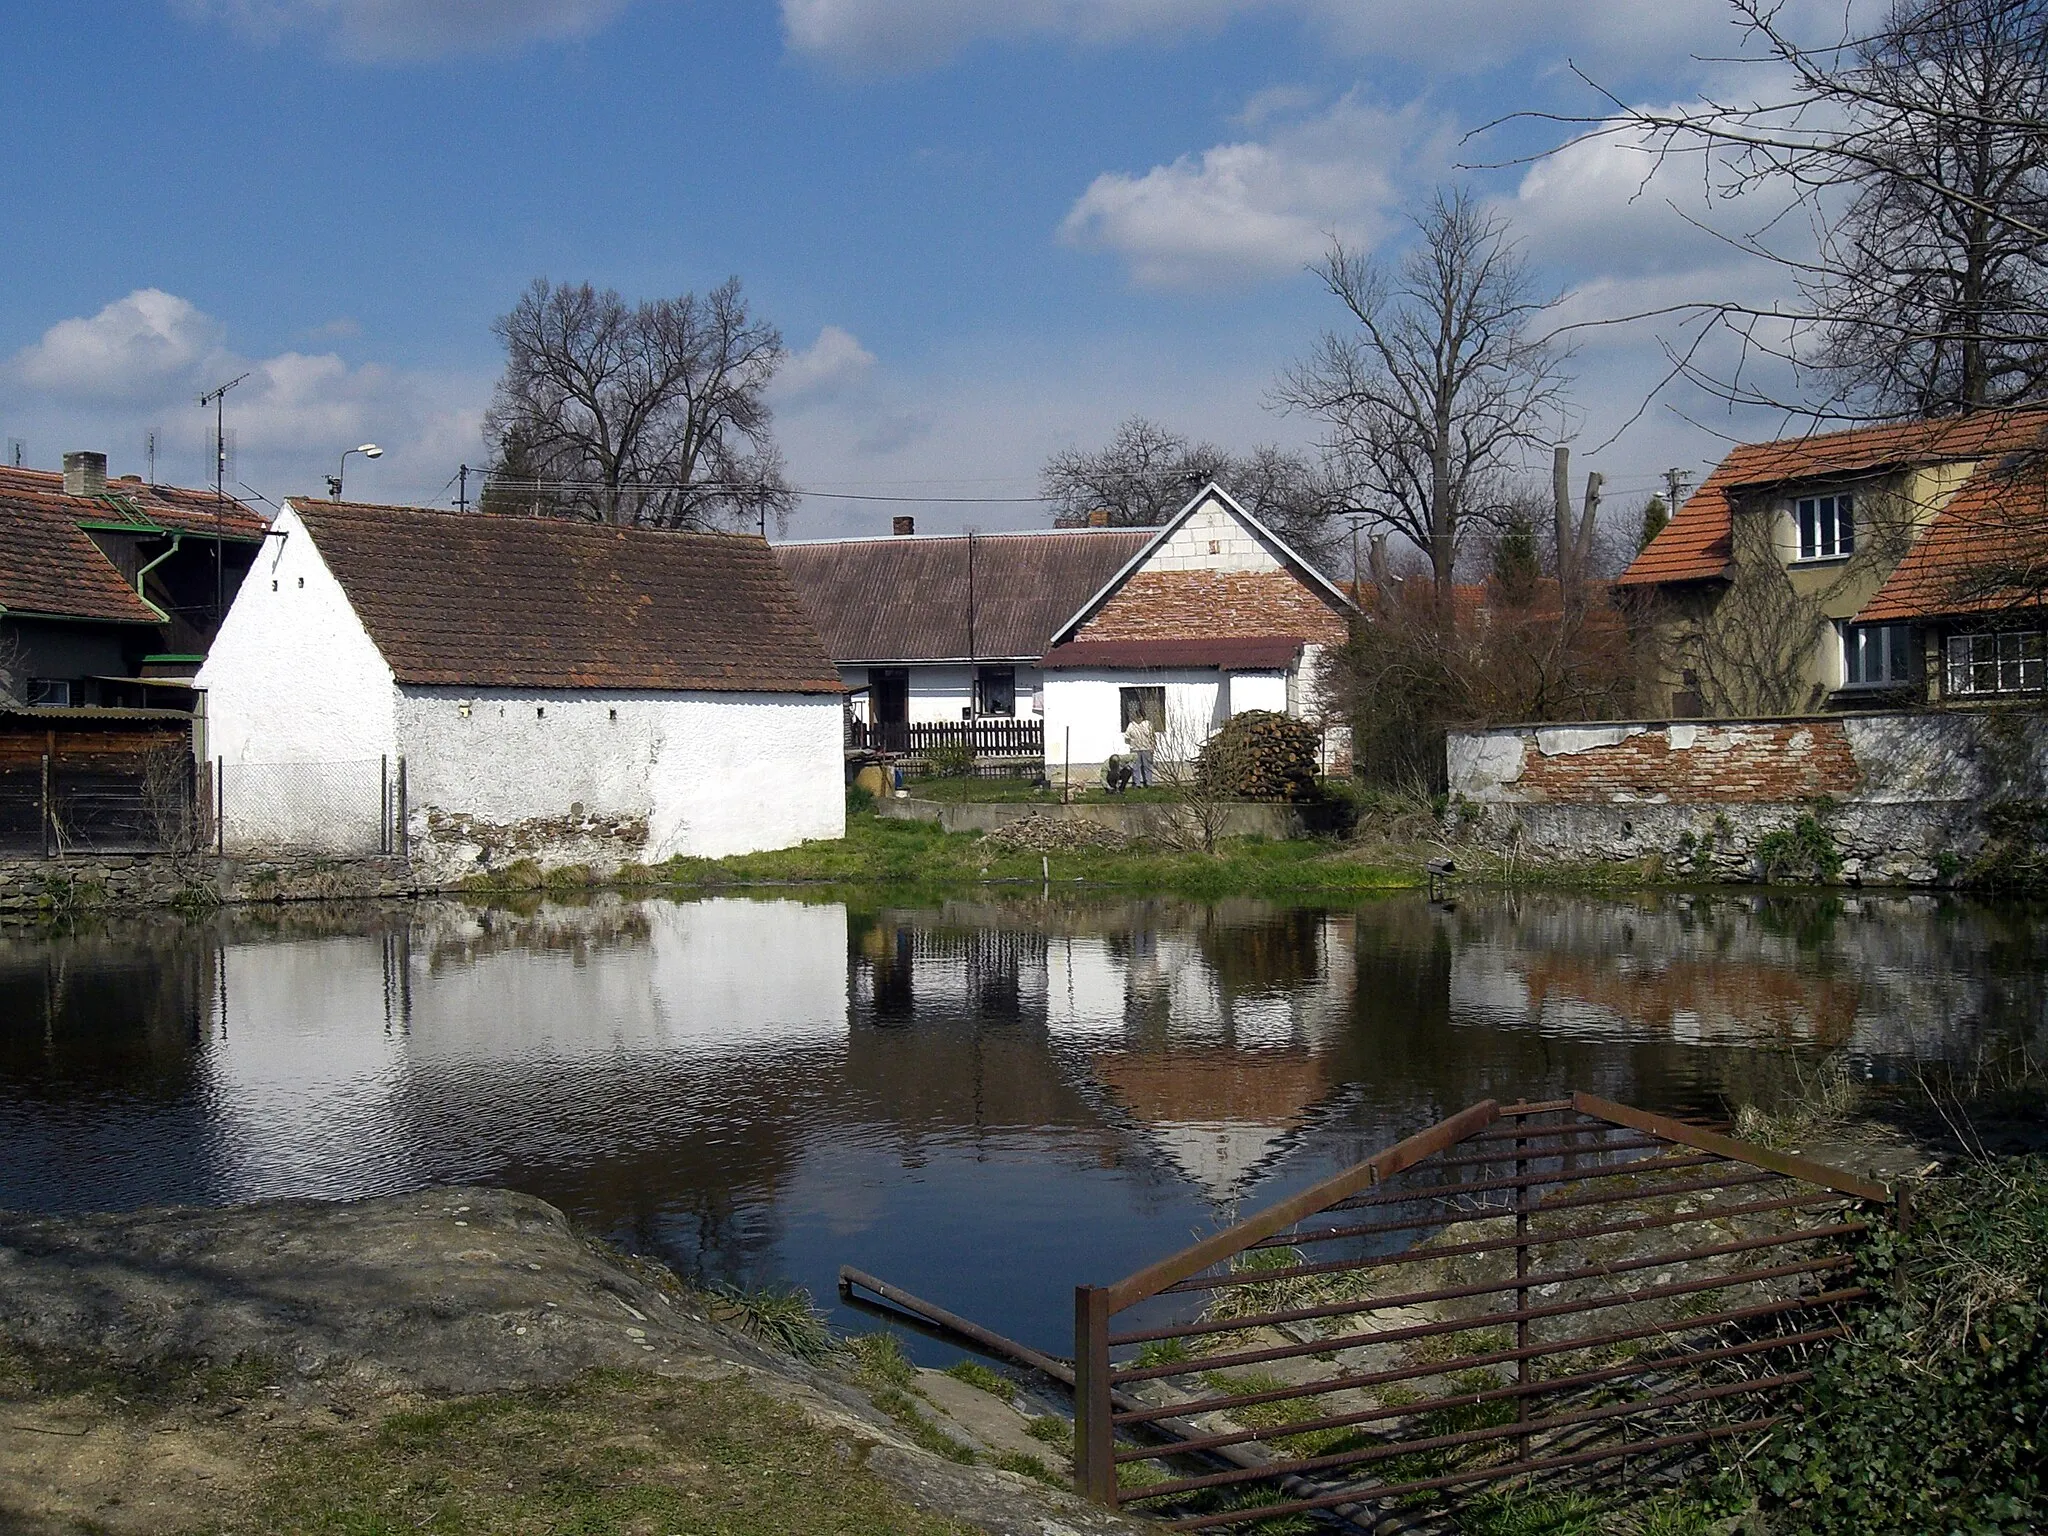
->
xmin=942 ymin=1359 xmax=1015 ymax=1403
xmin=215 ymin=1368 xmax=975 ymax=1535
xmin=624 ymin=813 xmax=1414 ymax=898
xmin=906 ymin=776 xmax=1181 ymax=805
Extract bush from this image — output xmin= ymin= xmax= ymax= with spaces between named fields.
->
xmin=1745 ymin=1157 xmax=2047 ymax=1534
xmin=1756 ymin=812 xmax=1843 ymax=884
xmin=846 ymin=783 xmax=876 ymax=816
xmin=1196 ymin=711 xmax=1321 ymax=801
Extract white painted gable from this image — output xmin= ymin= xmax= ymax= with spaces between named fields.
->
xmin=1138 ymin=491 xmax=1290 ymax=574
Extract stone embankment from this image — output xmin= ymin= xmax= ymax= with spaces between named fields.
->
xmin=1447 ymin=708 xmax=2048 ymax=885
xmin=0 ymin=1187 xmax=1142 ymax=1536
xmin=0 ymin=852 xmax=422 ymax=916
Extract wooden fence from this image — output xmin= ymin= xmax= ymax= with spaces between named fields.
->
xmin=848 ymin=718 xmax=1045 ymax=759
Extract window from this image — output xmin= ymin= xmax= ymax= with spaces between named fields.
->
xmin=1119 ymin=686 xmax=1165 ymax=731
xmin=26 ymin=679 xmax=71 ymax=707
xmin=1795 ymin=494 xmax=1854 ymax=560
xmin=1842 ymin=622 xmax=1915 ymax=688
xmin=973 ymin=665 xmax=1015 ymax=718
xmin=1946 ymin=630 xmax=2047 ymax=696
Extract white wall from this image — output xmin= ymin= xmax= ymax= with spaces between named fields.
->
xmin=401 ymin=687 xmax=844 ymax=862
xmin=197 ymin=502 xmax=396 ymax=767
xmin=1145 ymin=496 xmax=1289 ymax=574
xmin=842 ymin=663 xmax=1044 ymax=723
xmin=1042 ymin=671 xmax=1225 ymax=766
xmin=1228 ymin=671 xmax=1288 ymax=714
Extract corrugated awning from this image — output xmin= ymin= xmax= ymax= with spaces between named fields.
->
xmin=1040 ymin=636 xmax=1303 ymax=671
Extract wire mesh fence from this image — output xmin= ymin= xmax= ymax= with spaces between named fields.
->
xmin=216 ymin=757 xmax=396 ymax=856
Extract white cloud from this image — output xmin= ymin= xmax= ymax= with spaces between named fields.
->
xmin=2 ymin=288 xmax=485 ymax=505
xmin=13 ymin=289 xmax=225 ymax=401
xmin=174 ymin=0 xmax=630 ymax=61
xmin=781 ymin=0 xmax=1271 ymax=71
xmin=1060 ymin=93 xmax=1443 ymax=288
xmin=775 ymin=325 xmax=877 ymax=400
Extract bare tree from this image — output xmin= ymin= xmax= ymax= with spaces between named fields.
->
xmin=1041 ymin=418 xmax=1350 ymax=563
xmin=1532 ymin=0 xmax=2048 ymax=420
xmin=484 ymin=276 xmax=796 ymax=532
xmin=1278 ymin=190 xmax=1569 ymax=607
xmin=0 ymin=628 xmax=24 ymax=705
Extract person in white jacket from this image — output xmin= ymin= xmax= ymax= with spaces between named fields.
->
xmin=1123 ymin=713 xmax=1157 ymax=787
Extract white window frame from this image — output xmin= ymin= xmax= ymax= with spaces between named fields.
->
xmin=1795 ymin=493 xmax=1855 ymax=561
xmin=1945 ymin=630 xmax=2047 ymax=696
xmin=26 ymin=678 xmax=72 ymax=707
xmin=1840 ymin=621 xmax=1915 ymax=689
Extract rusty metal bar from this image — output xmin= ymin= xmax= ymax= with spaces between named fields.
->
xmin=1158 ymin=1417 xmax=1780 ymax=1530
xmin=1108 ymin=1222 xmax=1865 ymax=1347
xmin=839 ymin=1267 xmax=1072 ymax=1384
xmin=1114 ymin=1283 xmax=1868 ymax=1425
xmin=1168 ymin=1190 xmax=1857 ymax=1297
xmin=1514 ymin=1117 xmax=1533 ymax=1462
xmin=1324 ymin=1152 xmax=1725 ymax=1211
xmin=1426 ymin=1133 xmax=1669 ymax=1171
xmin=1574 ymin=1092 xmax=1891 ymax=1202
xmin=1099 ymin=1101 xmax=1500 ymax=1314
xmin=1111 ymin=1252 xmax=1853 ymax=1382
xmin=1113 ymin=1323 xmax=1847 ymax=1462
xmin=1126 ymin=1370 xmax=1812 ymax=1501
xmin=1533 ymin=1166 xmax=1782 ymax=1214
xmin=1074 ymin=1285 xmax=1116 ymax=1503
xmin=1496 ymin=1099 xmax=1576 ymax=1115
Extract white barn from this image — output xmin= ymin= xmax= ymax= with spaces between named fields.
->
xmin=197 ymin=499 xmax=845 ymax=873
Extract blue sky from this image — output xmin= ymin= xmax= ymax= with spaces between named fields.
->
xmin=0 ymin=1 xmax=1842 ymax=539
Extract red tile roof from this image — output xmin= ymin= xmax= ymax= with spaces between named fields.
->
xmin=0 ymin=497 xmax=163 ymax=624
xmin=0 ymin=466 xmax=270 ymax=541
xmin=776 ymin=528 xmax=1152 ymax=663
xmin=1619 ymin=410 xmax=2048 ymax=588
xmin=290 ymin=500 xmax=843 ymax=694
xmin=1040 ymin=636 xmax=1305 ymax=671
xmin=1858 ymin=458 xmax=2048 ymax=621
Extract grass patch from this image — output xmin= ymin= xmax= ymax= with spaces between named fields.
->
xmin=631 ymin=813 xmax=1415 ymax=898
xmin=1025 ymin=1415 xmax=1073 ymax=1450
xmin=1455 ymin=1487 xmax=1606 ymax=1535
xmin=706 ymin=1282 xmax=835 ymax=1363
xmin=212 ymin=1368 xmax=976 ymax=1535
xmin=989 ymin=1449 xmax=1062 ymax=1485
xmin=942 ymin=1359 xmax=1015 ymax=1403
xmin=870 ymin=1385 xmax=979 ymax=1465
xmin=842 ymin=1332 xmax=917 ymax=1390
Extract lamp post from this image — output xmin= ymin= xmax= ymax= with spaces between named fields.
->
xmin=327 ymin=443 xmax=383 ymax=499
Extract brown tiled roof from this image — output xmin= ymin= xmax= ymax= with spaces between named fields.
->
xmin=0 ymin=466 xmax=270 ymax=541
xmin=775 ymin=528 xmax=1153 ymax=663
xmin=0 ymin=496 xmax=162 ymax=624
xmin=1619 ymin=410 xmax=2048 ymax=588
xmin=290 ymin=500 xmax=842 ymax=693
xmin=1858 ymin=458 xmax=2048 ymax=621
xmin=1041 ymin=636 xmax=1304 ymax=671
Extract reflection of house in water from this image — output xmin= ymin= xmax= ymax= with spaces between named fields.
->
xmin=851 ymin=901 xmax=1359 ymax=1201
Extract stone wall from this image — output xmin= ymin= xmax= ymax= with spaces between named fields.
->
xmin=1446 ymin=709 xmax=2048 ymax=884
xmin=0 ymin=852 xmax=422 ymax=917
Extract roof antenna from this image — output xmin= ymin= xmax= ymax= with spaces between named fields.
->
xmin=146 ymin=428 xmax=159 ymax=486
xmin=199 ymin=373 xmax=250 ymax=627
xmin=6 ymin=438 xmax=21 ymax=469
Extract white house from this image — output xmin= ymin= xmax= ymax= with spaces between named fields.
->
xmin=197 ymin=498 xmax=846 ymax=872
xmin=775 ymin=520 xmax=1150 ymax=737
xmin=1038 ymin=484 xmax=1356 ymax=771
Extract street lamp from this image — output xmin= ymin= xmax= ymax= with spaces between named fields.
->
xmin=327 ymin=443 xmax=383 ymax=499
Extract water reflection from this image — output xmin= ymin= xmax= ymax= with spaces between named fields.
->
xmin=2 ymin=889 xmax=2040 ymax=1356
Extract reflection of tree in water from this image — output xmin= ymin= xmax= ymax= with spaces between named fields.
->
xmin=1194 ymin=904 xmax=1325 ymax=997
xmin=0 ymin=926 xmax=214 ymax=1103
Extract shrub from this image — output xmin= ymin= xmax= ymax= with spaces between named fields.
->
xmin=1756 ymin=813 xmax=1843 ymax=884
xmin=923 ymin=741 xmax=973 ymax=778
xmin=1196 ymin=710 xmax=1321 ymax=801
xmin=846 ymin=783 xmax=876 ymax=816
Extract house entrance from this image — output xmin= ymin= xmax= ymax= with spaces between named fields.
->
xmin=870 ymin=668 xmax=909 ymax=725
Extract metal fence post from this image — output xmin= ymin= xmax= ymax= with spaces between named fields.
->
xmin=1073 ymin=1285 xmax=1117 ymax=1505
xmin=380 ymin=754 xmax=390 ymax=856
xmin=1514 ymin=1109 xmax=1532 ymax=1464
xmin=215 ymin=758 xmax=225 ymax=856
xmin=395 ymin=756 xmax=408 ymax=861
xmin=40 ymin=752 xmax=51 ymax=859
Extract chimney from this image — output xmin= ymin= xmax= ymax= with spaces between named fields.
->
xmin=63 ymin=450 xmax=107 ymax=498
xmin=892 ymin=515 xmax=915 ymax=536
xmin=1087 ymin=508 xmax=1110 ymax=528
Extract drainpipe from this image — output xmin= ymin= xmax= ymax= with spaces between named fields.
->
xmin=133 ymin=533 xmax=182 ymax=621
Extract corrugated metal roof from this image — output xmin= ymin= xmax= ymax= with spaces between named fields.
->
xmin=291 ymin=501 xmax=844 ymax=694
xmin=775 ymin=528 xmax=1152 ymax=663
xmin=1620 ymin=409 xmax=2048 ymax=588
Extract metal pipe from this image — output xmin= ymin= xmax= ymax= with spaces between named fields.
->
xmin=838 ymin=1267 xmax=1071 ymax=1384
xmin=1323 ymin=1151 xmax=1725 ymax=1212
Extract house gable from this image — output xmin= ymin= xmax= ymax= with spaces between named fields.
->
xmin=1053 ymin=485 xmax=1353 ymax=649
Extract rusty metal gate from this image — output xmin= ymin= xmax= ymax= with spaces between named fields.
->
xmin=1073 ymin=1093 xmax=1893 ymax=1529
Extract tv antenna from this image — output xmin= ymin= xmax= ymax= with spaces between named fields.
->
xmin=146 ymin=428 xmax=160 ymax=486
xmin=198 ymin=373 xmax=251 ymax=625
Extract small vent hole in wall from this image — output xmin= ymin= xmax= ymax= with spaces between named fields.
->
xmin=608 ymin=708 xmax=618 ymax=722
xmin=271 ymin=580 xmax=277 ymax=592
xmin=297 ymin=577 xmax=304 ymax=588
xmin=458 ymin=702 xmax=471 ymax=718
xmin=1209 ymin=539 xmax=1221 ymax=554
xmin=536 ymin=706 xmax=545 ymax=720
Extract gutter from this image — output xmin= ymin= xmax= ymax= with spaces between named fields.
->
xmin=132 ymin=533 xmax=181 ymax=621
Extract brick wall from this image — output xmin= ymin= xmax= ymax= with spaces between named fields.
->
xmin=1513 ymin=722 xmax=1864 ymax=804
xmin=1078 ymin=570 xmax=1350 ymax=645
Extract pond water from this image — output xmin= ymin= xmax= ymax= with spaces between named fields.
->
xmin=2 ymin=889 xmax=2041 ymax=1361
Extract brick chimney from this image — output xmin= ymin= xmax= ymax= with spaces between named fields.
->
xmin=892 ymin=515 xmax=915 ymax=536
xmin=63 ymin=450 xmax=107 ymax=497
xmin=1087 ymin=508 xmax=1110 ymax=528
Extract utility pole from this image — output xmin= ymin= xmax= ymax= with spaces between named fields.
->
xmin=1662 ymin=467 xmax=1693 ymax=513
xmin=458 ymin=463 xmax=472 ymax=514
xmin=198 ymin=373 xmax=249 ymax=628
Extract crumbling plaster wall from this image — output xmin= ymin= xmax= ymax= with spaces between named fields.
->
xmin=1446 ymin=711 xmax=2048 ymax=884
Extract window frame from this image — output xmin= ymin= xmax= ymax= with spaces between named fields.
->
xmin=972 ymin=664 xmax=1016 ymax=719
xmin=1794 ymin=492 xmax=1855 ymax=562
xmin=1945 ymin=629 xmax=2047 ymax=697
xmin=1840 ymin=621 xmax=1916 ymax=689
xmin=1119 ymin=686 xmax=1165 ymax=732
xmin=25 ymin=678 xmax=73 ymax=708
